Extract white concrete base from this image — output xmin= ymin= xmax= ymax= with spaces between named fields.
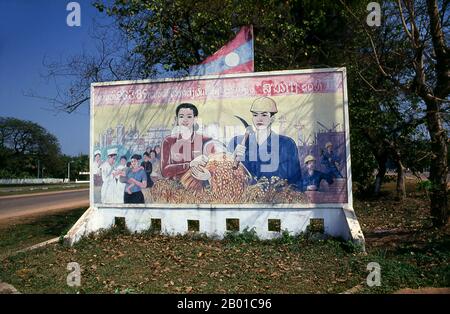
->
xmin=16 ymin=237 xmax=60 ymax=254
xmin=65 ymin=205 xmax=365 ymax=250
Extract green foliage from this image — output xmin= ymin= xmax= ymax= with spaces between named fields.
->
xmin=88 ymin=0 xmax=448 ymax=209
xmin=223 ymin=226 xmax=259 ymax=243
xmin=0 ymin=117 xmax=61 ymax=178
xmin=91 ymin=0 xmax=392 ymax=196
xmin=92 ymin=224 xmax=132 ymax=241
xmin=340 ymin=240 xmax=364 ymax=254
xmin=93 ymin=0 xmax=363 ymax=75
xmin=0 ymin=116 xmax=89 ymax=180
xmin=58 ymin=154 xmax=90 ymax=181
xmin=349 ymin=133 xmax=377 ymax=195
xmin=357 ymin=252 xmax=440 ymax=293
xmin=182 ymin=232 xmax=213 ymax=242
xmin=141 ymin=223 xmax=162 ymax=236
xmin=0 ymin=169 xmax=34 ymax=179
xmin=271 ymin=229 xmax=308 ymax=245
xmin=417 ymin=180 xmax=433 ymax=192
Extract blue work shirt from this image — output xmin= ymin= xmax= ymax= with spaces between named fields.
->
xmin=302 ymin=170 xmax=333 ymax=191
xmin=321 ymin=150 xmax=342 ymax=178
xmin=126 ymin=168 xmax=147 ymax=193
xmin=228 ymin=131 xmax=302 ymax=190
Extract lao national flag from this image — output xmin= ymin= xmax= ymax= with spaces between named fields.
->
xmin=188 ymin=26 xmax=254 ymax=76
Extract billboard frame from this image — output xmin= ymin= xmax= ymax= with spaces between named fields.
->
xmin=89 ymin=67 xmax=353 ymax=210
xmin=62 ymin=67 xmax=365 ymax=248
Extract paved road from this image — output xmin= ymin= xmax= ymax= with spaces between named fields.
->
xmin=0 ymin=189 xmax=89 ymax=221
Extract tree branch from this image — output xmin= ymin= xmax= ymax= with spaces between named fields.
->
xmin=397 ymin=0 xmax=414 ymax=44
xmin=357 ymin=71 xmax=388 ymax=92
xmin=426 ymin=0 xmax=450 ymax=99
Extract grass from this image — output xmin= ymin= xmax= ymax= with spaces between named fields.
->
xmin=352 ymin=184 xmax=450 ymax=293
xmin=0 ymin=184 xmax=89 ymax=197
xmin=0 ymin=183 xmax=448 ymax=294
xmin=0 ymin=231 xmax=367 ymax=294
xmin=0 ymin=207 xmax=87 ymax=259
xmin=1 ymin=226 xmax=447 ymax=294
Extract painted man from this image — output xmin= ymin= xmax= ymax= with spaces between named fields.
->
xmin=228 ymin=96 xmax=302 ymax=190
xmin=92 ymin=149 xmax=103 ymax=187
xmin=92 ymin=149 xmax=103 ymax=203
xmin=141 ymin=152 xmax=154 ymax=188
xmin=114 ymin=155 xmax=128 ymax=204
xmin=321 ymin=142 xmax=342 ymax=178
xmin=303 ymin=155 xmax=333 ymax=191
xmin=101 ymin=148 xmax=118 ymax=203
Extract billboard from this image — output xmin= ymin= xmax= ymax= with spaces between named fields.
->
xmin=90 ymin=68 xmax=351 ymax=208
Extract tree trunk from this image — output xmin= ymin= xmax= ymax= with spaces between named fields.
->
xmin=374 ymin=155 xmax=387 ymax=196
xmin=425 ymin=100 xmax=448 ymax=227
xmin=389 ymin=146 xmax=406 ymax=200
xmin=396 ymin=161 xmax=406 ymax=200
xmin=364 ymin=128 xmax=391 ymax=197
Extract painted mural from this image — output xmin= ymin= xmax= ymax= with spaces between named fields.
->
xmin=91 ymin=69 xmax=350 ymax=206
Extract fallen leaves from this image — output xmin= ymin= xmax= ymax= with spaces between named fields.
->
xmin=16 ymin=268 xmax=32 ymax=279
xmin=152 ymin=261 xmax=161 ymax=268
xmin=270 ymin=272 xmax=280 ymax=278
xmin=257 ymin=268 xmax=267 ymax=273
xmin=3 ymin=190 xmax=447 ymax=294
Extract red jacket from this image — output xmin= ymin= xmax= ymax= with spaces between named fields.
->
xmin=161 ymin=132 xmax=215 ymax=179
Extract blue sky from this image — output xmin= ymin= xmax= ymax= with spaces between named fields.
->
xmin=0 ymin=0 xmax=111 ymax=156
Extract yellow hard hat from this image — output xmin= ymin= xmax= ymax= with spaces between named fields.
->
xmin=250 ymin=96 xmax=278 ymax=113
xmin=304 ymin=155 xmax=316 ymax=164
xmin=325 ymin=142 xmax=333 ymax=149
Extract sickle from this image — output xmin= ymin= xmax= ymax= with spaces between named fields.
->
xmin=234 ymin=115 xmax=250 ymax=128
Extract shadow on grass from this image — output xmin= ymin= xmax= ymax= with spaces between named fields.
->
xmin=0 ymin=207 xmax=87 ymax=257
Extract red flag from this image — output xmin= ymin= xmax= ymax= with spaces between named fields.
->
xmin=189 ymin=26 xmax=254 ymax=76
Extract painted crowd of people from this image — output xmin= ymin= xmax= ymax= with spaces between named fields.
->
xmin=92 ymin=146 xmax=163 ymax=204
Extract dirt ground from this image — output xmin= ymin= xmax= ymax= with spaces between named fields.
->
xmin=0 ymin=181 xmax=448 ymax=294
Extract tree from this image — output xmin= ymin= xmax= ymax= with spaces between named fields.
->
xmin=341 ymin=0 xmax=449 ymax=226
xmin=37 ymin=0 xmax=361 ymax=113
xmin=348 ymin=71 xmax=427 ymax=199
xmin=41 ymin=0 xmax=383 ymax=194
xmin=39 ymin=0 xmax=447 ymax=226
xmin=59 ymin=154 xmax=89 ymax=181
xmin=0 ymin=117 xmax=62 ymax=178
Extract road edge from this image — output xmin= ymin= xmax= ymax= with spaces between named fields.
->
xmin=0 ymin=188 xmax=89 ymax=200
